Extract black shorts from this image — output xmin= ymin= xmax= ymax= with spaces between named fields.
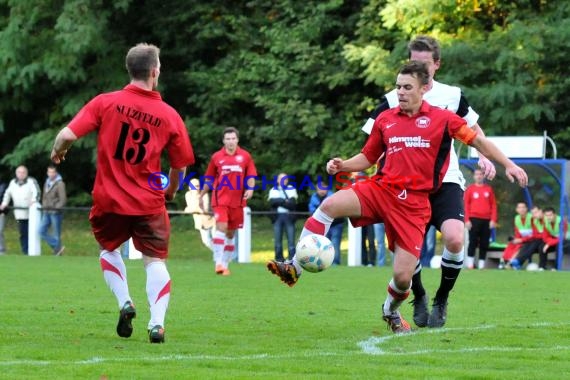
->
xmin=428 ymin=183 xmax=464 ymax=231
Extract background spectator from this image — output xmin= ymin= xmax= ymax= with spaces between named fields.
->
xmin=268 ymin=173 xmax=298 ymax=261
xmin=501 ymin=202 xmax=533 ymax=267
xmin=509 ymin=206 xmax=544 ymax=270
xmin=0 ymin=165 xmax=40 ymax=254
xmin=539 ymin=207 xmax=566 ymax=270
xmin=40 ymin=164 xmax=67 ymax=256
xmin=361 ymin=224 xmax=376 ymax=267
xmin=308 ymin=182 xmax=344 ymax=265
xmin=420 ymin=225 xmax=436 ymax=268
xmin=374 ymin=223 xmax=387 ymax=266
xmin=0 ymin=178 xmax=6 ymax=255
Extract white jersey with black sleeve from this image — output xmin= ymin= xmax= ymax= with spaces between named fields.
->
xmin=361 ymin=80 xmax=479 ymax=189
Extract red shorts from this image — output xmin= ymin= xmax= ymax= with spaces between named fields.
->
xmin=348 ymin=180 xmax=430 ymax=258
xmin=213 ymin=206 xmax=244 ymax=230
xmin=89 ymin=205 xmax=170 ymax=259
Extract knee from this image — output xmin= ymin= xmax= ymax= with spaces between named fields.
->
xmin=319 ymin=198 xmax=334 ymax=215
xmin=444 ymin=232 xmax=464 ymax=253
xmin=392 ymin=270 xmax=412 ymax=290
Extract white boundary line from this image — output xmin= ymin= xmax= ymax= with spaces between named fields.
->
xmin=358 ymin=321 xmax=570 ymax=355
xmin=1 ymin=322 xmax=569 ymax=366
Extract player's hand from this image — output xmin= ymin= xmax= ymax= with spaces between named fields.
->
xmin=327 ymin=158 xmax=343 ymax=175
xmin=478 ymin=156 xmax=496 ymax=180
xmin=243 ymin=189 xmax=253 ymax=200
xmin=164 ymin=185 xmax=176 ymax=201
xmin=465 ymin=221 xmax=472 ymax=230
xmin=51 ymin=148 xmax=67 ymax=164
xmin=490 ymin=221 xmax=497 ymax=229
xmin=505 ymin=164 xmax=528 ymax=187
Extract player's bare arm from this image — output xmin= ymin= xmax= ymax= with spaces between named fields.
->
xmin=165 ymin=167 xmax=186 ymax=201
xmin=470 ymin=135 xmax=528 ymax=187
xmin=326 ymin=153 xmax=372 ymax=175
xmin=243 ymin=176 xmax=255 ymax=200
xmin=472 ymin=123 xmax=496 ymax=180
xmin=51 ymin=127 xmax=78 ymax=164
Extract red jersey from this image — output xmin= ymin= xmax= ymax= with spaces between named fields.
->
xmin=68 ymin=84 xmax=195 ymax=215
xmin=464 ymin=184 xmax=497 ymax=222
xmin=362 ymin=101 xmax=477 ymax=192
xmin=204 ymin=146 xmax=257 ymax=208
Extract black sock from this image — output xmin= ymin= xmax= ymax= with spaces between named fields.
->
xmin=435 ymin=264 xmax=461 ymax=301
xmin=411 ymin=267 xmax=426 ymax=299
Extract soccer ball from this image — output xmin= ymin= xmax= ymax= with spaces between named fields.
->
xmin=295 ymin=234 xmax=335 ymax=273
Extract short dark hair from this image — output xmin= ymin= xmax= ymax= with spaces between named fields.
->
xmin=544 ymin=206 xmax=556 ymax=214
xmin=223 ymin=126 xmax=239 ymax=138
xmin=399 ymin=61 xmax=430 ymax=86
xmin=47 ymin=164 xmax=57 ymax=171
xmin=125 ymin=43 xmax=160 ymax=80
xmin=408 ymin=35 xmax=441 ymax=62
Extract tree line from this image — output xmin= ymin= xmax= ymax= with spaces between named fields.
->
xmin=1 ymin=0 xmax=568 ymax=210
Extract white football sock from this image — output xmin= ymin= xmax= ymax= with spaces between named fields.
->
xmin=383 ymin=278 xmax=411 ymax=315
xmin=100 ymin=249 xmax=131 ymax=308
xmin=212 ymin=230 xmax=226 ymax=266
xmin=223 ymin=236 xmax=235 ymax=269
xmin=146 ymin=261 xmax=171 ymax=329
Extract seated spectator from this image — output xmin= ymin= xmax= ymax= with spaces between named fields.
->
xmin=509 ymin=206 xmax=544 ymax=269
xmin=501 ymin=202 xmax=533 ymax=266
xmin=538 ymin=207 xmax=567 ymax=270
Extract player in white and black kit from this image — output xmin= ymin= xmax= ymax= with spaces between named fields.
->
xmin=361 ymin=36 xmax=496 ymax=328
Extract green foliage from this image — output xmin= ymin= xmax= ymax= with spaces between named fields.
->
xmin=2 ymin=0 xmax=570 ymax=204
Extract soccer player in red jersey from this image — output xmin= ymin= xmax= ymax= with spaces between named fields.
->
xmin=267 ymin=61 xmax=528 ymax=334
xmin=50 ymin=43 xmax=195 ymax=343
xmin=200 ymin=127 xmax=257 ymax=276
xmin=464 ymin=168 xmax=498 ymax=269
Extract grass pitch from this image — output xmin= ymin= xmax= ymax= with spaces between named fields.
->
xmin=0 ymin=215 xmax=569 ymax=379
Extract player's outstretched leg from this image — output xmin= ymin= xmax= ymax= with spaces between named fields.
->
xmin=266 ymin=260 xmax=301 ymax=287
xmin=409 ymin=261 xmax=430 ymax=327
xmin=267 ymin=209 xmax=334 ymax=287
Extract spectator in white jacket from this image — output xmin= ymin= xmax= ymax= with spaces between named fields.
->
xmin=0 ymin=166 xmax=40 ymax=254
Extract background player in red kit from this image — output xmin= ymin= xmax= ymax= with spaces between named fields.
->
xmin=267 ymin=61 xmax=528 ymax=334
xmin=200 ymin=127 xmax=257 ymax=276
xmin=464 ymin=168 xmax=498 ymax=269
xmin=51 ymin=43 xmax=194 ymax=343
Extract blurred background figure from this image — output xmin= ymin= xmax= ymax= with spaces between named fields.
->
xmin=185 ymin=178 xmax=215 ymax=253
xmin=501 ymin=202 xmax=533 ymax=268
xmin=40 ymin=164 xmax=67 ymax=256
xmin=0 ymin=165 xmax=40 ymax=255
xmin=308 ymin=181 xmax=344 ymax=265
xmin=268 ymin=173 xmax=298 ymax=261
xmin=464 ymin=169 xmax=497 ymax=269
xmin=374 ymin=222 xmax=387 ymax=266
